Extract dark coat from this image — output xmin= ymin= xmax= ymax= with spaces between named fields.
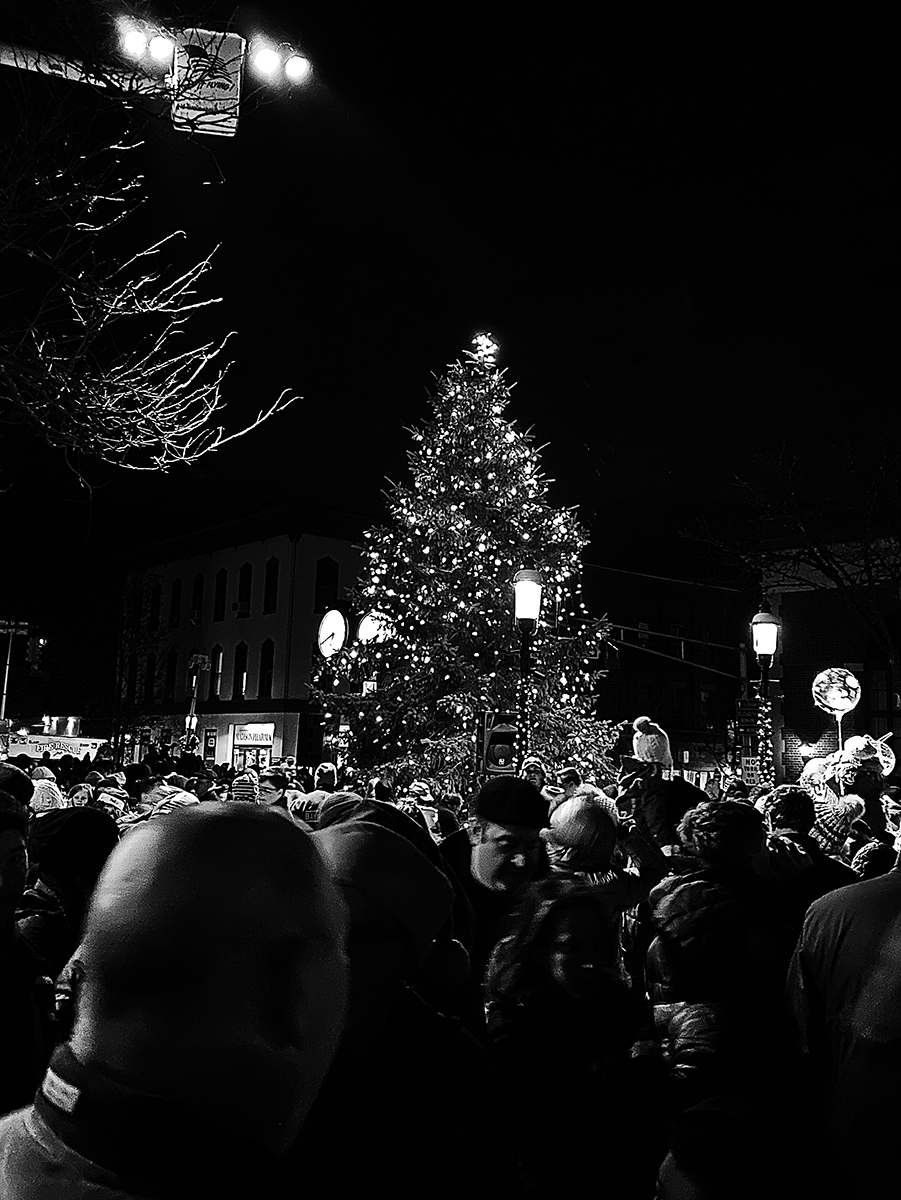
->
xmin=647 ymin=863 xmax=797 ymax=1107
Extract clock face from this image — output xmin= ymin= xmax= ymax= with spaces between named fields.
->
xmin=357 ymin=611 xmax=391 ymax=644
xmin=317 ymin=609 xmax=348 ymax=658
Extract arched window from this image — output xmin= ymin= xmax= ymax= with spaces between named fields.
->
xmin=213 ymin=568 xmax=228 ymax=622
xmin=143 ymin=653 xmax=157 ymax=705
xmin=164 ymin=647 xmax=178 ymax=702
xmin=233 ymin=642 xmax=248 ymax=700
xmin=314 ymin=557 xmax=339 ymax=614
xmin=169 ymin=579 xmax=182 ymax=630
xmin=259 ymin=638 xmax=275 ymax=698
xmin=263 ymin=557 xmax=279 ymax=614
xmin=209 ymin=645 xmax=223 ymax=700
xmin=191 ymin=574 xmax=205 ymax=624
xmin=237 ymin=563 xmax=252 ymax=617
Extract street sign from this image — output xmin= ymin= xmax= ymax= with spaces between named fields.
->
xmin=736 ymin=699 xmax=760 ymax=731
xmin=740 ymin=755 xmax=761 ymax=784
xmin=171 ymin=29 xmax=246 ymax=137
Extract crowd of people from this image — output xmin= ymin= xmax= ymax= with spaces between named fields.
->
xmin=0 ymin=721 xmax=899 ymax=1197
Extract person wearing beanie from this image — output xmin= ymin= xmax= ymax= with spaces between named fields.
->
xmin=441 ymin=775 xmax=550 ymax=991
xmin=0 ymin=804 xmax=349 ymax=1198
xmin=290 ymin=821 xmax=520 ymax=1200
xmin=632 ymin=716 xmax=674 ymax=778
xmin=18 ymin=808 xmax=121 ymax=981
xmin=30 ymin=766 xmax=56 ymax=781
xmin=31 ymin=778 xmax=64 ymax=815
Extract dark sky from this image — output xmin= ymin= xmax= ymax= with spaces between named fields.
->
xmin=0 ymin=4 xmax=896 ymax=645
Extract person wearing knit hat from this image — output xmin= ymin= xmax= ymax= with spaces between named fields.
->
xmin=446 ymin=776 xmax=551 ymax=990
xmin=30 ymin=765 xmax=57 ymax=781
xmin=632 ymin=716 xmax=674 ymax=778
xmin=293 ymin=820 xmax=518 ymax=1199
xmin=31 ymin=778 xmax=65 ymax=815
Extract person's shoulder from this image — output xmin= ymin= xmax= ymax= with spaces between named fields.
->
xmin=0 ymin=1104 xmax=135 ymax=1199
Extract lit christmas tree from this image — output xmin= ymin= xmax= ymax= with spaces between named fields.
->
xmin=314 ymin=334 xmax=615 ymax=788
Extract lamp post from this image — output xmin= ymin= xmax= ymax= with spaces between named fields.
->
xmin=750 ymin=608 xmax=781 ymax=697
xmin=750 ymin=606 xmax=781 ymax=784
xmin=513 ymin=566 xmax=543 ymax=760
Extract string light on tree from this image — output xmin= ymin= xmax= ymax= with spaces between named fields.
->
xmin=311 ymin=334 xmax=616 ymax=786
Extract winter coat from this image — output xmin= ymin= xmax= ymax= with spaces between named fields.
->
xmin=646 ymin=863 xmax=796 ymax=1106
xmin=754 ymin=827 xmax=858 ymax=933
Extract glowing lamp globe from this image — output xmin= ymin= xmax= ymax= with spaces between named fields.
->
xmin=513 ymin=568 xmax=543 ymax=623
xmin=285 ymin=54 xmax=312 ymax=81
xmin=751 ymin=609 xmax=780 ymax=657
xmin=148 ymin=34 xmax=174 ymax=61
xmin=122 ymin=29 xmax=147 ymax=57
xmin=253 ymin=47 xmax=281 ymax=75
xmin=812 ymin=668 xmax=861 ymax=715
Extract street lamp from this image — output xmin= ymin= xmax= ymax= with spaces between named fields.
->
xmin=751 ymin=607 xmax=781 ymax=695
xmin=513 ymin=567 xmax=543 ymax=758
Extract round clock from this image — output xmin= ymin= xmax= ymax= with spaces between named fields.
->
xmin=357 ymin=611 xmax=391 ymax=644
xmin=317 ymin=609 xmax=348 ymax=658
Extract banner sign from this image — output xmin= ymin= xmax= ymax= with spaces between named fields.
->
xmin=171 ymin=29 xmax=246 ymax=138
xmin=233 ymin=723 xmax=275 ymax=746
xmin=7 ymin=734 xmax=107 ymax=758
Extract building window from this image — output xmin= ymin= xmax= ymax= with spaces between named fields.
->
xmin=149 ymin=583 xmax=161 ymax=632
xmin=263 ymin=557 xmax=279 ymax=614
xmin=236 ymin=563 xmax=252 ymax=618
xmin=169 ymin=579 xmax=182 ymax=630
xmin=233 ymin=642 xmax=248 ymax=700
xmin=164 ymin=647 xmax=178 ymax=702
xmin=259 ymin=638 xmax=275 ymax=698
xmin=143 ymin=653 xmax=157 ymax=704
xmin=191 ymin=574 xmax=204 ymax=624
xmin=314 ymin=557 xmax=339 ymax=614
xmin=213 ymin=569 xmax=228 ymax=622
xmin=209 ymin=645 xmax=223 ymax=700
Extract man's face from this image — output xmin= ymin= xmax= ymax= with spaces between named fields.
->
xmin=558 ymin=773 xmax=579 ymax=796
xmin=470 ymin=821 xmax=543 ymax=892
xmin=258 ymin=780 xmax=286 ymax=807
xmin=0 ymin=830 xmax=28 ymax=922
xmin=523 ymin=765 xmax=546 ymax=790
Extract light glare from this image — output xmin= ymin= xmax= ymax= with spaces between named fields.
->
xmin=122 ymin=29 xmax=147 ymax=57
xmin=148 ymin=34 xmax=174 ymax=61
xmin=285 ymin=54 xmax=312 ymax=82
xmin=254 ymin=47 xmax=281 ymax=75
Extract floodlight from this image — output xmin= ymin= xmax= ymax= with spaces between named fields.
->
xmin=253 ymin=47 xmax=281 ymax=75
xmin=148 ymin=34 xmax=174 ymax=61
xmin=122 ymin=29 xmax=147 ymax=58
xmin=285 ymin=54 xmax=312 ymax=82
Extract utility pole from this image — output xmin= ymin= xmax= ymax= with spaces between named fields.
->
xmin=0 ymin=618 xmax=31 ymax=722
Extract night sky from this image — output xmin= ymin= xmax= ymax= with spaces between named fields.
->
xmin=0 ymin=5 xmax=895 ymax=709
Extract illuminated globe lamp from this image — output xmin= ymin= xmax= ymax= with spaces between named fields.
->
xmin=750 ymin=607 xmax=781 ymax=695
xmin=513 ymin=564 xmax=542 ymax=732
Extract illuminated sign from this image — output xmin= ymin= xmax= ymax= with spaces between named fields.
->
xmin=233 ymin=723 xmax=275 ymax=746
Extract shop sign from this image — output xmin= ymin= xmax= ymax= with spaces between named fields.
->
xmin=233 ymin=722 xmax=275 ymax=746
xmin=203 ymin=728 xmax=218 ymax=763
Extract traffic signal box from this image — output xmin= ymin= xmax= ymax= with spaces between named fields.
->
xmin=478 ymin=710 xmax=520 ymax=775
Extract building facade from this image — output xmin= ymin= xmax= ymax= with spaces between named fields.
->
xmin=117 ymin=508 xmax=363 ymax=770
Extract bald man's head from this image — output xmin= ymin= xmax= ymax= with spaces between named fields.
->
xmin=71 ymin=803 xmax=348 ymax=1153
